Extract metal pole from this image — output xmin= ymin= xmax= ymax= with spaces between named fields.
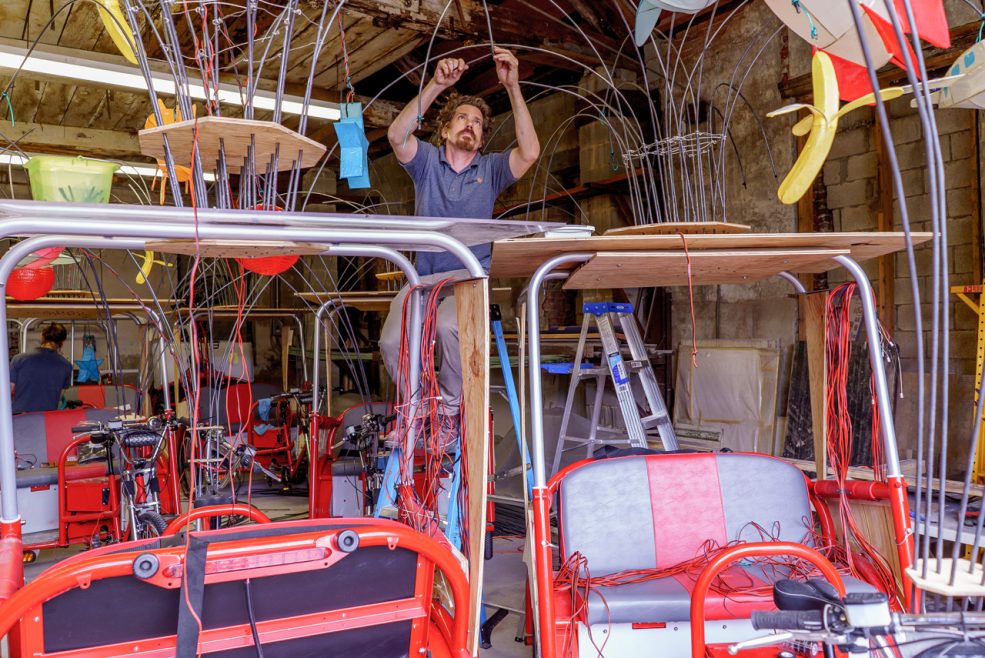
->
xmin=528 ymin=254 xmax=593 ymax=488
xmin=833 ymin=255 xmax=901 ymax=477
xmin=778 ymin=270 xmax=807 ymax=294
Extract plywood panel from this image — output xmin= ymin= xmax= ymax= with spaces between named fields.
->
xmin=561 ymin=249 xmax=850 ymax=289
xmin=604 ymin=221 xmax=751 ymax=236
xmin=294 ymin=290 xmax=396 ymax=312
xmin=139 ymin=116 xmax=327 ymax=171
xmin=490 ymin=232 xmax=935 ymax=279
xmin=145 ymin=239 xmax=325 ymax=258
xmin=454 ymin=278 xmax=490 ymax=654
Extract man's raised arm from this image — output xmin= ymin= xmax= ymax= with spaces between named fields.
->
xmin=387 ymin=57 xmax=468 ymax=164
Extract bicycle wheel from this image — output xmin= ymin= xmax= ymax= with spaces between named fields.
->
xmin=136 ymin=510 xmax=168 ymax=538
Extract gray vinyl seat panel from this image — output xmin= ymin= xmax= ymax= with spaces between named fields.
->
xmin=584 ymin=574 xmax=879 ymax=625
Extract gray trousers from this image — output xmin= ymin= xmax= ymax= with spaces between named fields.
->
xmin=379 ymin=269 xmax=471 ymax=415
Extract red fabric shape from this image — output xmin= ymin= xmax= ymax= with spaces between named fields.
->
xmin=43 ymin=409 xmax=87 ymax=464
xmin=22 ymin=248 xmax=62 ymax=270
xmin=895 ymin=0 xmax=950 ymax=48
xmin=647 ymin=455 xmax=727 ymax=569
xmin=75 ymin=386 xmax=106 ymax=408
xmin=235 ymin=255 xmax=299 ymax=276
xmin=863 ymin=6 xmax=921 ymax=80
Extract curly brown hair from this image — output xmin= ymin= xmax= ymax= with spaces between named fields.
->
xmin=431 ymin=93 xmax=493 ymax=148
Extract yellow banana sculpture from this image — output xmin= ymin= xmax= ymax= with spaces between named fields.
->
xmin=768 ymin=51 xmax=903 ymax=205
xmin=136 ymin=251 xmax=171 ymax=285
xmin=95 ymin=0 xmax=137 ymax=64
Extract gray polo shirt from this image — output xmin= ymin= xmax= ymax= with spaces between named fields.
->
xmin=401 ymin=141 xmax=517 ymax=275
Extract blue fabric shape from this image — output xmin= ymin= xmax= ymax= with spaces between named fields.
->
xmin=258 ymin=397 xmax=271 ymax=422
xmin=74 ymin=345 xmax=103 ymax=383
xmin=635 ymin=0 xmax=662 ymax=47
xmin=332 ymin=102 xmax=370 ymax=189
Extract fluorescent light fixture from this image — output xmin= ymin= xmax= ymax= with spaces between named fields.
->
xmin=0 ymin=41 xmax=341 ymax=121
xmin=0 ymin=153 xmax=216 ymax=182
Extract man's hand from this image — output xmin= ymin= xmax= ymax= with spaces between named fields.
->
xmin=433 ymin=57 xmax=468 ymax=89
xmin=494 ymin=47 xmax=519 ymax=89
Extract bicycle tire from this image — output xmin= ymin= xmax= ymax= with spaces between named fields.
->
xmin=136 ymin=510 xmax=168 ymax=538
xmin=122 ymin=430 xmax=161 ymax=449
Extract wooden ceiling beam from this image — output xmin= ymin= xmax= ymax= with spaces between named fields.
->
xmin=342 ymin=0 xmax=627 ymax=67
xmin=0 ymin=120 xmax=142 ymax=158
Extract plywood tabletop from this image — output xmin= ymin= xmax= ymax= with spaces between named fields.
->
xmin=562 ymin=249 xmax=851 ymax=289
xmin=490 ymin=231 xmax=934 ymax=279
xmin=138 ymin=116 xmax=326 ymax=172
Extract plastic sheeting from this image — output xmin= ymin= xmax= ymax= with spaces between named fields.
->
xmin=674 ymin=339 xmax=781 ymax=454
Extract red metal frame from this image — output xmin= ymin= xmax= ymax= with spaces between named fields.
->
xmin=161 ymin=503 xmax=272 ymax=535
xmin=52 ymin=435 xmax=121 ymax=550
xmin=810 ymin=475 xmax=914 ymax=609
xmin=689 ymin=542 xmax=846 ymax=657
xmin=0 ymin=521 xmax=471 ymax=658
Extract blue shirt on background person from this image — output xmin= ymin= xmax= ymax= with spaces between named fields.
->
xmin=10 ymin=323 xmax=73 ymax=414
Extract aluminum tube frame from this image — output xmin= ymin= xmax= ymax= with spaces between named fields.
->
xmin=778 ymin=270 xmax=807 ymax=294
xmin=0 ymin=219 xmax=484 ymax=280
xmin=526 ymin=254 xmax=593 ymax=489
xmin=0 ymin=236 xmax=147 ymax=523
xmin=0 ymin=199 xmax=559 ymax=236
xmin=187 ymin=311 xmax=308 ymax=384
xmin=833 ymin=255 xmax=901 ymax=478
xmin=310 ymin=247 xmax=422 ymax=417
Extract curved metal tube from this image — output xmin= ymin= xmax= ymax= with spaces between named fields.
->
xmin=0 ymin=236 xmax=147 ymax=522
xmin=777 ymin=270 xmax=807 ymax=294
xmin=526 ymin=253 xmax=593 ymax=489
xmin=0 ymin=218 xmax=484 ymax=279
xmin=833 ymin=255 xmax=901 ymax=478
xmin=310 ymin=246 xmax=421 ymax=417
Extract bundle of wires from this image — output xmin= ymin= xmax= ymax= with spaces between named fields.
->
xmin=824 ymin=283 xmax=899 ymax=603
xmin=390 ymin=279 xmax=462 ymax=539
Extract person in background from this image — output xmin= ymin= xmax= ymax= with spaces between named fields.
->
xmin=10 ymin=322 xmax=73 ymax=414
xmin=382 ymin=47 xmax=540 ymax=429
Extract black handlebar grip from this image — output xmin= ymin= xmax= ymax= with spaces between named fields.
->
xmin=751 ymin=610 xmax=824 ymax=631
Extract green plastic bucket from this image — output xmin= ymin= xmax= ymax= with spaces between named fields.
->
xmin=24 ymin=156 xmax=119 ymax=203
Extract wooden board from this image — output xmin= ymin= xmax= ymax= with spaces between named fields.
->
xmin=146 ymin=240 xmax=326 ymax=258
xmin=7 ymin=299 xmax=177 ymax=320
xmin=604 ymin=221 xmax=751 ymax=236
xmin=454 ymin=278 xmax=490 ymax=654
xmin=294 ymin=291 xmax=397 ymax=313
xmin=561 ymin=249 xmax=850 ymax=289
xmin=138 ymin=116 xmax=327 ymax=171
xmin=801 ymin=292 xmax=829 ymax=478
xmin=490 ymin=232 xmax=935 ymax=279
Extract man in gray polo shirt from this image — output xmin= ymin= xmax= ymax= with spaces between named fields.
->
xmin=383 ymin=47 xmax=539 ymax=430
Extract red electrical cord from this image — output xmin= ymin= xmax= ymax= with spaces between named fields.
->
xmin=824 ymin=283 xmax=899 ymax=604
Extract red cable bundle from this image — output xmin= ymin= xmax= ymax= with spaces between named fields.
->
xmin=824 ymin=283 xmax=899 ymax=603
